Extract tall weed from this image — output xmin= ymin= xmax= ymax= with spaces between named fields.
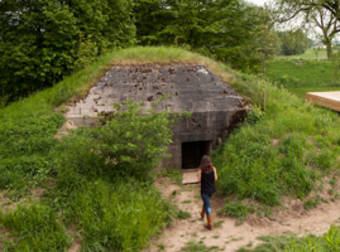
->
xmin=0 ymin=204 xmax=71 ymax=251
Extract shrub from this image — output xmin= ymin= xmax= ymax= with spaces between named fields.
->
xmin=53 ymin=102 xmax=177 ymax=183
xmin=246 ymin=105 xmax=264 ymax=125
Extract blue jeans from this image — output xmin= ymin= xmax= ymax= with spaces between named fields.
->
xmin=201 ymin=194 xmax=212 ymax=215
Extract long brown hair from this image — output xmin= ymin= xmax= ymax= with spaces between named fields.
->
xmin=200 ymin=155 xmax=213 ymax=173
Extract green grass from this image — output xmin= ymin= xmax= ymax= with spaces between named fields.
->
xmin=238 ymin=225 xmax=340 ymax=252
xmin=54 ymin=180 xmax=173 ymax=251
xmin=0 ymin=204 xmax=71 ymax=251
xmin=181 ymin=241 xmax=220 ymax=252
xmin=177 ymin=210 xmax=191 ymax=220
xmin=287 ymin=86 xmax=340 ymax=99
xmin=220 ymin=201 xmax=254 ymax=219
xmin=266 ymin=59 xmax=340 ymax=89
xmin=266 ymin=49 xmax=340 ymax=99
xmin=276 ymin=48 xmax=330 ymax=60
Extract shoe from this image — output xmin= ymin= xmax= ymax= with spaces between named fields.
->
xmin=205 ymin=214 xmax=212 ymax=230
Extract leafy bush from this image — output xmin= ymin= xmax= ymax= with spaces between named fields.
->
xmin=0 ymin=204 xmax=71 ymax=251
xmin=53 ymin=102 xmax=176 ymax=183
xmin=246 ymin=105 xmax=264 ymax=125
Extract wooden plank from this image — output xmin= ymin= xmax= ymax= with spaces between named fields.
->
xmin=306 ymin=91 xmax=340 ymax=112
xmin=182 ymin=169 xmax=200 ymax=185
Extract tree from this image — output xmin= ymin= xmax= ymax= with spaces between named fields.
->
xmin=0 ymin=0 xmax=135 ymax=104
xmin=134 ymin=0 xmax=277 ymax=72
xmin=277 ymin=0 xmax=340 ymax=59
xmin=309 ymin=6 xmax=339 ymax=58
xmin=277 ymin=29 xmax=311 ymax=55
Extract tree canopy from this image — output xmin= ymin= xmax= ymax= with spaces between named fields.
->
xmin=278 ymin=0 xmax=340 ymax=58
xmin=277 ymin=29 xmax=312 ymax=55
xmin=0 ymin=0 xmax=135 ymax=104
xmin=0 ymin=0 xmax=276 ymax=104
xmin=135 ymin=0 xmax=277 ymax=71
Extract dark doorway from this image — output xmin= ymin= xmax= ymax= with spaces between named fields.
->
xmin=182 ymin=141 xmax=211 ymax=169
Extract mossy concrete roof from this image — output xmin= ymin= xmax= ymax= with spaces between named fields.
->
xmin=66 ymin=64 xmax=246 ymax=123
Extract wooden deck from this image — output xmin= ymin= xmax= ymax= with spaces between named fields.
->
xmin=306 ymin=91 xmax=340 ymax=112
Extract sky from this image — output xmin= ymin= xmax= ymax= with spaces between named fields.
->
xmin=246 ymin=0 xmax=271 ymax=6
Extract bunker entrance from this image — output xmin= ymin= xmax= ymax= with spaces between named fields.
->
xmin=181 ymin=141 xmax=211 ymax=169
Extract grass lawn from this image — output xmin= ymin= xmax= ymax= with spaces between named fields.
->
xmin=276 ymin=48 xmax=331 ymax=60
xmin=266 ymin=49 xmax=340 ymax=99
xmin=266 ymin=59 xmax=340 ymax=88
xmin=288 ymin=86 xmax=340 ymax=99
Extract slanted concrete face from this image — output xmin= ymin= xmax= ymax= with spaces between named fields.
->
xmin=65 ymin=64 xmax=248 ymax=170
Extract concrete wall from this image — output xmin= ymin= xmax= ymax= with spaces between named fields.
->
xmin=64 ymin=64 xmax=248 ymax=170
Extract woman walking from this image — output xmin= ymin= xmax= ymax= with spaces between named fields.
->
xmin=198 ymin=155 xmax=218 ymax=230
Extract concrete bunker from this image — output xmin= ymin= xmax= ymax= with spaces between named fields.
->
xmin=65 ymin=64 xmax=248 ymax=171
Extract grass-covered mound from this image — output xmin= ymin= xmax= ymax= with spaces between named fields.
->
xmin=0 ymin=47 xmax=339 ymax=250
xmin=214 ymin=73 xmax=340 ymax=206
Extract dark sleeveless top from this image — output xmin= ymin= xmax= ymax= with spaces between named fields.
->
xmin=201 ymin=170 xmax=215 ymax=196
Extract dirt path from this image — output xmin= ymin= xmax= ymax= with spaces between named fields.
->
xmin=147 ymin=178 xmax=340 ymax=252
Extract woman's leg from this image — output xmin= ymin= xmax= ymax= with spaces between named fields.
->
xmin=201 ymin=206 xmax=205 ymax=219
xmin=201 ymin=194 xmax=212 ymax=229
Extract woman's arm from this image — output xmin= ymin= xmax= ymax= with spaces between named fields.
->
xmin=213 ymin=167 xmax=218 ymax=181
xmin=197 ymin=168 xmax=202 ymax=182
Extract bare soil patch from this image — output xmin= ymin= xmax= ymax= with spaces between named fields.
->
xmin=148 ymin=178 xmax=340 ymax=252
xmin=0 ymin=188 xmax=45 ymax=213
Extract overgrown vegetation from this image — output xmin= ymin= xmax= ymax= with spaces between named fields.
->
xmin=0 ymin=48 xmax=190 ymax=250
xmin=213 ymin=63 xmax=340 ymax=206
xmin=238 ymin=225 xmax=340 ymax=252
xmin=0 ymin=205 xmax=71 ymax=251
xmin=0 ymin=98 xmax=176 ymax=250
xmin=0 ymin=47 xmax=339 ymax=250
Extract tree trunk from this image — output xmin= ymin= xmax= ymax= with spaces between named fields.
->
xmin=326 ymin=41 xmax=333 ymax=59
